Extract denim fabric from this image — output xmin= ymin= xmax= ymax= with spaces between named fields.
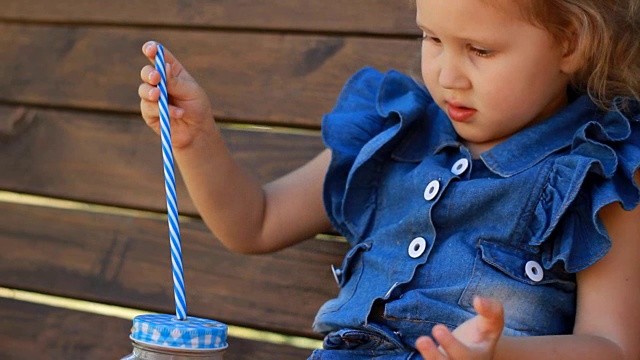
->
xmin=307 ymin=325 xmax=423 ymax=359
xmin=312 ymin=67 xmax=640 ymax=356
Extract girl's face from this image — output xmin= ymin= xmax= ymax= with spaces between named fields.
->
xmin=418 ymin=0 xmax=576 ymax=157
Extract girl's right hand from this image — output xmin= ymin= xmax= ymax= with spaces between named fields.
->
xmin=415 ymin=297 xmax=504 ymax=359
xmin=138 ymin=41 xmax=215 ymax=149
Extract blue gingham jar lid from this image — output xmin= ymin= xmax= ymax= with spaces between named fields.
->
xmin=130 ymin=314 xmax=228 ymax=350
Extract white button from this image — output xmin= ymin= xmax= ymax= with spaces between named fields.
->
xmin=525 ymin=261 xmax=544 ymax=282
xmin=451 ymin=158 xmax=469 ymax=176
xmin=423 ymin=180 xmax=440 ymax=201
xmin=408 ymin=237 xmax=427 ymax=258
xmin=331 ymin=264 xmax=342 ymax=287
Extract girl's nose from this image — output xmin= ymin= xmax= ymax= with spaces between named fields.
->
xmin=438 ymin=54 xmax=471 ymax=90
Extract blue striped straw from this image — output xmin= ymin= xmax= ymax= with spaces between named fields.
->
xmin=155 ymin=44 xmax=187 ymax=321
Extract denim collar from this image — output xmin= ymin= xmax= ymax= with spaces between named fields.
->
xmin=480 ymin=96 xmax=600 ymax=177
xmin=375 ymin=70 xmax=639 ymax=177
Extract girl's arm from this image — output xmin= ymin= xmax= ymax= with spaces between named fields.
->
xmin=139 ymin=42 xmax=333 ymax=254
xmin=177 ymin=141 xmax=333 ymax=254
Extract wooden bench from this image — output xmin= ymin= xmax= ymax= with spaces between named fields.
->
xmin=0 ymin=2 xmax=419 ymax=359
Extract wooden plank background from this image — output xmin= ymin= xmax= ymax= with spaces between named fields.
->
xmin=0 ymin=2 xmax=420 ymax=358
xmin=0 ymin=200 xmax=347 ymax=338
xmin=0 ymin=105 xmax=325 ymax=214
xmin=1 ymin=0 xmax=418 ymax=35
xmin=0 ymin=298 xmax=313 ymax=359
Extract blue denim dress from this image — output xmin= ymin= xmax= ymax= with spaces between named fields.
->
xmin=308 ymin=68 xmax=640 ymax=360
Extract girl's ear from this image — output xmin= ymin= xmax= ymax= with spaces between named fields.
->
xmin=559 ymin=32 xmax=585 ymax=75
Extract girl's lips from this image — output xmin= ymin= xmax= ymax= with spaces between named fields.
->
xmin=447 ymin=103 xmax=477 ymax=122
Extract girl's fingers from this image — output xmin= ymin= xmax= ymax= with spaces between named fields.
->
xmin=142 ymin=41 xmax=159 ymax=63
xmin=142 ymin=41 xmax=199 ymax=101
xmin=415 ymin=336 xmax=446 ymax=360
xmin=140 ymin=65 xmax=160 ymax=86
xmin=164 ymin=62 xmax=196 ymax=100
xmin=142 ymin=41 xmax=185 ymax=78
xmin=473 ymin=297 xmax=505 ymax=339
xmin=142 ymin=40 xmax=178 ymax=63
xmin=432 ymin=324 xmax=467 ymax=358
xmin=140 ymin=97 xmax=184 ymax=123
xmin=140 ymin=99 xmax=159 ymax=125
xmin=474 ymin=297 xmax=504 ymax=321
xmin=171 ymin=105 xmax=185 ymax=119
xmin=138 ymin=83 xmax=159 ymax=102
xmin=140 ymin=40 xmax=198 ymax=132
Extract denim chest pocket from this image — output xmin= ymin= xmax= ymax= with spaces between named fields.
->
xmin=318 ymin=240 xmax=373 ymax=315
xmin=336 ymin=241 xmax=373 ymax=287
xmin=458 ymin=240 xmax=577 ymax=335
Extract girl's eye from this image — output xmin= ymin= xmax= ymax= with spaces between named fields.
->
xmin=419 ymin=34 xmax=441 ymax=45
xmin=427 ymin=36 xmax=442 ymax=45
xmin=472 ymin=47 xmax=493 ymax=58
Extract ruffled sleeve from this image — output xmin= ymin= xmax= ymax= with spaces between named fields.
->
xmin=321 ymin=68 xmax=387 ymax=181
xmin=321 ymin=67 xmax=437 ymax=243
xmin=528 ymin=98 xmax=640 ymax=273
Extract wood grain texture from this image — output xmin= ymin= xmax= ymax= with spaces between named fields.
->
xmin=0 ymin=298 xmax=314 ymax=360
xmin=0 ymin=105 xmax=324 ymax=214
xmin=0 ymin=23 xmax=421 ymax=127
xmin=0 ymin=2 xmax=410 ymax=355
xmin=0 ymin=201 xmax=347 ymax=338
xmin=0 ymin=298 xmax=133 ymax=360
xmin=1 ymin=0 xmax=419 ymax=36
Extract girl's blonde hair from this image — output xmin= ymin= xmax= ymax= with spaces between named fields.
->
xmin=519 ymin=0 xmax=640 ymax=110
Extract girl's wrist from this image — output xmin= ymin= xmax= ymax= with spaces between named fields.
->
xmin=174 ymin=119 xmax=225 ymax=160
xmin=172 ymin=109 xmax=219 ymax=150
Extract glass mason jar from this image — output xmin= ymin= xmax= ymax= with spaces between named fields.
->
xmin=121 ymin=314 xmax=227 ymax=360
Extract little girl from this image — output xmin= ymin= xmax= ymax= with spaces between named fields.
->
xmin=138 ymin=0 xmax=640 ymax=359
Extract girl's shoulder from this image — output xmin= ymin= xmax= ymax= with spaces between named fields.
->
xmin=527 ymin=96 xmax=640 ymax=273
xmin=321 ymin=67 xmax=445 ymax=240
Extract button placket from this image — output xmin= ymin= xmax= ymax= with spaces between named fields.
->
xmin=408 ymin=237 xmax=427 ymax=258
xmin=423 ymin=180 xmax=440 ymax=201
xmin=451 ymin=158 xmax=469 ymax=176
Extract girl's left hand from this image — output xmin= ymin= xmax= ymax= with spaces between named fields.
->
xmin=415 ymin=297 xmax=504 ymax=359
